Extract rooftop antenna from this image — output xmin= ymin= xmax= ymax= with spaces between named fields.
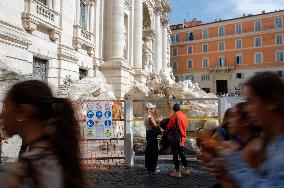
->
xmin=186 ymin=8 xmax=189 ymax=22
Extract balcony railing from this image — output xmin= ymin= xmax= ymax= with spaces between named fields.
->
xmin=73 ymin=25 xmax=95 ymax=56
xmin=208 ymin=64 xmax=235 ymax=72
xmin=22 ymin=0 xmax=61 ymax=41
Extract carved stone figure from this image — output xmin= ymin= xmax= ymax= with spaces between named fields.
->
xmin=142 ymin=39 xmax=153 ymax=75
xmin=123 ymin=25 xmax=127 ymax=59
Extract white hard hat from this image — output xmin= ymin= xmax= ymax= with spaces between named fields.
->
xmin=146 ymin=103 xmax=156 ymax=109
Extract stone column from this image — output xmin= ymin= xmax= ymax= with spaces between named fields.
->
xmin=133 ymin=0 xmax=143 ymax=69
xmin=89 ymin=4 xmax=95 ymax=32
xmin=75 ymin=0 xmax=80 ymax=25
xmin=124 ymin=100 xmax=134 ymax=167
xmin=154 ymin=4 xmax=163 ymax=74
xmin=161 ymin=15 xmax=169 ymax=69
xmin=108 ymin=0 xmax=125 ymax=60
xmin=48 ymin=0 xmax=53 ymax=9
xmin=53 ymin=0 xmax=60 ymax=12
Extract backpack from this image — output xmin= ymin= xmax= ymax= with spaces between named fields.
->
xmin=162 ymin=115 xmax=181 ymax=145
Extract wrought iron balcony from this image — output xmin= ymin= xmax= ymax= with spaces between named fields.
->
xmin=21 ymin=0 xmax=61 ymax=41
xmin=72 ymin=25 xmax=96 ymax=56
xmin=208 ymin=64 xmax=235 ymax=72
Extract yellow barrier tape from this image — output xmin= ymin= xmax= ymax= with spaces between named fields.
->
xmin=126 ymin=117 xmax=222 ymax=122
xmin=189 ymin=118 xmax=223 ymax=120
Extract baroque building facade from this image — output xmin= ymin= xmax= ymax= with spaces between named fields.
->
xmin=170 ymin=10 xmax=284 ymax=96
xmin=0 ymin=0 xmax=172 ymax=98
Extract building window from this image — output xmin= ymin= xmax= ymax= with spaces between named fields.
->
xmin=277 ymin=71 xmax=284 ymax=77
xmin=235 ymin=23 xmax=242 ymax=34
xmin=172 ymin=33 xmax=179 ymax=43
xmin=79 ymin=68 xmax=87 ymax=80
xmin=187 ymin=46 xmax=193 ymax=54
xmin=276 ymin=51 xmax=284 ymax=62
xmin=202 ymin=88 xmax=210 ymax=93
xmin=201 ymin=74 xmax=210 ymax=81
xmin=39 ymin=0 xmax=48 ymax=5
xmin=80 ymin=1 xmax=89 ymax=29
xmin=185 ymin=75 xmax=194 ymax=81
xmin=172 ymin=61 xmax=178 ymax=70
xmin=202 ymin=29 xmax=208 ymax=39
xmin=236 ymin=39 xmax=242 ymax=49
xmin=174 ymin=75 xmax=179 ymax=82
xmin=218 ymin=41 xmax=225 ymax=51
xmin=254 ymin=20 xmax=261 ymax=32
xmin=255 ymin=37 xmax=261 ymax=47
xmin=275 ymin=17 xmax=283 ymax=29
xmin=218 ymin=56 xmax=226 ymax=66
xmin=276 ymin=34 xmax=283 ymax=45
xmin=33 ymin=57 xmax=47 ymax=80
xmin=236 ymin=73 xmax=244 ymax=79
xmin=254 ymin=52 xmax=263 ymax=64
xmin=202 ymin=44 xmax=208 ymax=52
xmin=218 ymin=26 xmax=225 ymax=37
xmin=235 ymin=54 xmax=243 ymax=65
xmin=172 ymin=48 xmax=178 ymax=56
xmin=202 ymin=58 xmax=209 ymax=68
xmin=186 ymin=32 xmax=194 ymax=41
xmin=187 ymin=60 xmax=193 ymax=68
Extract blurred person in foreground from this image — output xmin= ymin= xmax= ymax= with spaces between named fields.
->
xmin=201 ymin=102 xmax=265 ymax=188
xmin=166 ymin=103 xmax=189 ymax=177
xmin=2 ymin=80 xmax=86 ymax=188
xmin=212 ymin=108 xmax=233 ymax=142
xmin=144 ymin=103 xmax=160 ymax=173
xmin=217 ymin=72 xmax=284 ymax=187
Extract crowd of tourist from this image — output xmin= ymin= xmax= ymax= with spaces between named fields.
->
xmin=0 ymin=71 xmax=283 ymax=187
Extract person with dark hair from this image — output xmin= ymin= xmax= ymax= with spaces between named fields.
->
xmin=213 ymin=108 xmax=232 ymax=142
xmin=201 ymin=102 xmax=265 ymax=188
xmin=166 ymin=103 xmax=189 ymax=177
xmin=218 ymin=72 xmax=284 ymax=187
xmin=2 ymin=80 xmax=86 ymax=188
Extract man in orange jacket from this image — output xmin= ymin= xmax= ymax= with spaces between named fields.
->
xmin=166 ymin=103 xmax=189 ymax=177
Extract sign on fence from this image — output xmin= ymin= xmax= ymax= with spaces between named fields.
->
xmin=84 ymin=100 xmax=114 ymax=139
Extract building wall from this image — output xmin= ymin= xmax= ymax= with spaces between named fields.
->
xmin=170 ymin=10 xmax=284 ymax=95
xmin=0 ymin=0 xmax=172 ymax=98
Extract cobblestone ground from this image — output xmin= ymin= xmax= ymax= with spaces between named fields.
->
xmin=0 ymin=158 xmax=216 ymax=188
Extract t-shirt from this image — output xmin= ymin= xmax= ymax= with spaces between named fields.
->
xmin=4 ymin=148 xmax=63 ymax=188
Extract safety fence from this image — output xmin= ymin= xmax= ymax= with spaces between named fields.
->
xmin=72 ymin=97 xmax=243 ymax=168
xmin=72 ymin=99 xmax=125 ymax=169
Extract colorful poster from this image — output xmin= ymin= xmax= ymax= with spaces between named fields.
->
xmin=85 ymin=101 xmax=113 ymax=139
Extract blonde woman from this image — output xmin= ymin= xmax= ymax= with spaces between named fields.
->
xmin=144 ymin=103 xmax=160 ymax=173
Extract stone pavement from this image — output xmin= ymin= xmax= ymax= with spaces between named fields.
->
xmin=0 ymin=157 xmax=216 ymax=188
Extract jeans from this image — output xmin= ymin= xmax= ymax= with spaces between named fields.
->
xmin=145 ymin=130 xmax=158 ymax=172
xmin=171 ymin=143 xmax=187 ymax=171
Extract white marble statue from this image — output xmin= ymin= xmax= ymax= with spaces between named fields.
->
xmin=142 ymin=40 xmax=154 ymax=75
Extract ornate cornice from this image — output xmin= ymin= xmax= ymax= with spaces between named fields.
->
xmin=162 ymin=3 xmax=172 ymax=13
xmin=124 ymin=0 xmax=132 ymax=10
xmin=161 ymin=14 xmax=169 ymax=26
xmin=143 ymin=28 xmax=156 ymax=41
xmin=81 ymin=0 xmax=96 ymax=6
xmin=58 ymin=45 xmax=78 ymax=62
xmin=144 ymin=0 xmax=155 ymax=8
xmin=0 ymin=21 xmax=31 ymax=47
xmin=154 ymin=3 xmax=163 ymax=15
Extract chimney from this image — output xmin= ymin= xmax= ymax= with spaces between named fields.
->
xmin=262 ymin=10 xmax=265 ymax=14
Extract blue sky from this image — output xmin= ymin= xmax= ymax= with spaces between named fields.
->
xmin=168 ymin=0 xmax=284 ymax=24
